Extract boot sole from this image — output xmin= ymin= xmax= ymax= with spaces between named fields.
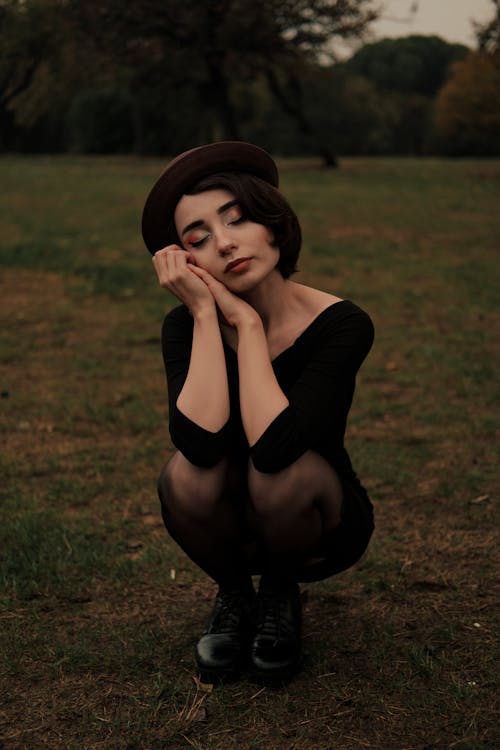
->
xmin=248 ymin=658 xmax=301 ymax=687
xmin=197 ymin=666 xmax=241 ymax=685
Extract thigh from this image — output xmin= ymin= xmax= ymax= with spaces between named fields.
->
xmin=297 ymin=478 xmax=375 ymax=582
xmin=248 ymin=449 xmax=344 ymax=531
xmin=243 ymin=450 xmax=347 ymax=573
xmin=157 ymin=450 xmax=249 ymax=513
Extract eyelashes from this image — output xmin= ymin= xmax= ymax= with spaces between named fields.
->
xmin=185 ymin=216 xmax=246 ymax=249
xmin=187 ymin=236 xmax=208 ymax=248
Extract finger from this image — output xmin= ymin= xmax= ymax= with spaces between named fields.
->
xmin=187 ymin=264 xmax=207 ymax=278
xmin=152 ymin=246 xmax=172 ymax=263
xmin=153 ymin=249 xmax=180 ymax=288
xmin=188 ymin=264 xmax=220 ymax=286
xmin=154 ymin=246 xmax=187 ymax=285
xmin=187 ymin=264 xmax=215 ymax=285
xmin=152 ymin=244 xmax=185 ymax=267
xmin=188 ymin=267 xmax=227 ymax=299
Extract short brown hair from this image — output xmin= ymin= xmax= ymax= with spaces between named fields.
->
xmin=167 ymin=172 xmax=302 ymax=279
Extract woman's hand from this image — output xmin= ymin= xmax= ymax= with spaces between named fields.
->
xmin=188 ymin=265 xmax=260 ymax=330
xmin=152 ymin=245 xmax=215 ymax=315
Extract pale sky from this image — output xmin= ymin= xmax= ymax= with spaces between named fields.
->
xmin=371 ymin=0 xmax=494 ymax=47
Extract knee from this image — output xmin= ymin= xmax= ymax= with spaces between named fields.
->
xmin=157 ymin=452 xmax=228 ymax=522
xmin=248 ymin=460 xmax=303 ymax=518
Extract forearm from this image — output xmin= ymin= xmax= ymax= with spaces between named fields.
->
xmin=176 ymin=308 xmax=230 ymax=431
xmin=236 ymin=319 xmax=289 ymax=446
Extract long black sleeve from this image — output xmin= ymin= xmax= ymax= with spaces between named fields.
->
xmin=249 ymin=303 xmax=374 ymax=472
xmin=161 ymin=305 xmax=231 ymax=467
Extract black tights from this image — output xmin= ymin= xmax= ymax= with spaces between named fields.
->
xmin=157 ymin=450 xmax=344 ymax=590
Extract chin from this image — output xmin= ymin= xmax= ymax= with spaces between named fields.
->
xmin=225 ymin=278 xmax=258 ymax=294
xmin=222 ymin=262 xmax=279 ymax=293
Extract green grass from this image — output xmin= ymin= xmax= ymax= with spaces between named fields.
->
xmin=0 ymin=155 xmax=498 ymax=749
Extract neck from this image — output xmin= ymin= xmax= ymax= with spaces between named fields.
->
xmin=240 ymin=271 xmax=298 ymax=331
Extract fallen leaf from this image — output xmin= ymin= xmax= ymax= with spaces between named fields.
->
xmin=470 ymin=494 xmax=490 ymax=504
xmin=192 ymin=675 xmax=213 ymax=693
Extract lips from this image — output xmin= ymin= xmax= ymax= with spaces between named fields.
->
xmin=224 ymin=257 xmax=251 ymax=273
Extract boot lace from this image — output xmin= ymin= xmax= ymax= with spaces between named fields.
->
xmin=255 ymin=589 xmax=297 ymax=640
xmin=209 ymin=590 xmax=251 ymax=634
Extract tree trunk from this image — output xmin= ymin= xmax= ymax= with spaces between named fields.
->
xmin=205 ymin=57 xmax=240 ymax=141
xmin=266 ymin=67 xmax=338 ymax=168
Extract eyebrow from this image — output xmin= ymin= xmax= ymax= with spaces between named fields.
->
xmin=181 ymin=199 xmax=239 ymax=237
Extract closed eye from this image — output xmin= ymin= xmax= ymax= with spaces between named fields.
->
xmin=184 ymin=210 xmax=246 ymax=249
xmin=185 ymin=234 xmax=210 ymax=249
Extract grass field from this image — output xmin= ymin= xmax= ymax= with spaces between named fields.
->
xmin=0 ymin=155 xmax=498 ymax=750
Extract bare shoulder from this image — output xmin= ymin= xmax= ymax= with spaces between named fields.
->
xmin=292 ymin=283 xmax=343 ymax=316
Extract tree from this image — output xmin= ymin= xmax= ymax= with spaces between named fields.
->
xmin=246 ymin=63 xmax=400 ymax=156
xmin=0 ymin=0 xmax=130 ymax=151
xmin=1 ymin=0 xmax=381 ymax=161
xmin=473 ymin=0 xmax=500 ymax=52
xmin=344 ymin=35 xmax=469 ymax=154
xmin=433 ymin=51 xmax=500 ymax=155
xmin=73 ymin=0 xmax=382 ymax=163
xmin=0 ymin=0 xmax=59 ymax=150
xmin=346 ymin=35 xmax=468 ymax=96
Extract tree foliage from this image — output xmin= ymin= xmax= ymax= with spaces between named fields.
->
xmin=434 ymin=51 xmax=500 ymax=155
xmin=0 ymin=0 xmax=60 ymax=148
xmin=2 ymin=1 xmax=500 ymax=157
xmin=0 ymin=0 xmax=380 ymax=160
xmin=346 ymin=35 xmax=468 ymax=96
xmin=431 ymin=2 xmax=500 ymax=155
xmin=342 ymin=35 xmax=469 ymax=154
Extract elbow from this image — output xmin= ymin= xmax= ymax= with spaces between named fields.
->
xmin=249 ymin=407 xmax=307 ymax=473
xmin=169 ymin=411 xmax=230 ymax=468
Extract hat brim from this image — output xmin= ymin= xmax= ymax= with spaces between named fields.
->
xmin=141 ymin=141 xmax=279 ymax=254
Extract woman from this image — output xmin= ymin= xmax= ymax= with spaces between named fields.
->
xmin=142 ymin=141 xmax=374 ymax=685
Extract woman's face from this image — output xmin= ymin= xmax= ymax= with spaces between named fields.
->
xmin=174 ymin=189 xmax=280 ymax=292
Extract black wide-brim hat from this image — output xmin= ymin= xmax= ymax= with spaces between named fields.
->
xmin=141 ymin=141 xmax=279 ymax=254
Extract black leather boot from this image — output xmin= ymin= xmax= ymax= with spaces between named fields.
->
xmin=250 ymin=580 xmax=302 ymax=684
xmin=195 ymin=587 xmax=255 ymax=683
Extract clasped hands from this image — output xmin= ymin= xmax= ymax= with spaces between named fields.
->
xmin=152 ymin=245 xmax=259 ymax=329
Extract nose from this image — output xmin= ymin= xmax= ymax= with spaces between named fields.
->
xmin=216 ymin=233 xmax=236 ymax=256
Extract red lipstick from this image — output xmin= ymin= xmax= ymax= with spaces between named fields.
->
xmin=224 ymin=257 xmax=252 ymax=273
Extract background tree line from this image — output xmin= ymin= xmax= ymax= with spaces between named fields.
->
xmin=1 ymin=0 xmax=499 ymax=161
